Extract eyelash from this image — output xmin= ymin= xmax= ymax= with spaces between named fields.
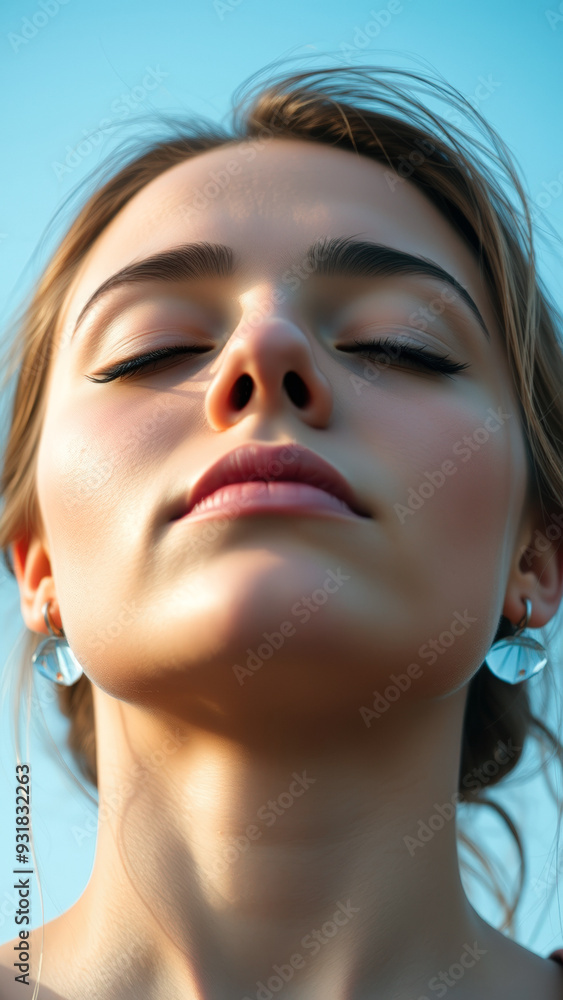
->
xmin=348 ymin=336 xmax=469 ymax=377
xmin=86 ymin=345 xmax=209 ymax=383
xmin=85 ymin=336 xmax=469 ymax=383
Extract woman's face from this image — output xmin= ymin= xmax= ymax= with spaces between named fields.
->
xmin=31 ymin=137 xmax=530 ymax=727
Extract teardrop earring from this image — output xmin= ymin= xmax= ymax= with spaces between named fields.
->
xmin=31 ymin=601 xmax=84 ymax=686
xmin=484 ymin=598 xmax=547 ymax=684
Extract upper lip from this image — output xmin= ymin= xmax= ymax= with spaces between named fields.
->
xmin=174 ymin=443 xmax=371 ymax=519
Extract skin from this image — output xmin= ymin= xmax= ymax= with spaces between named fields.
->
xmin=1 ymin=137 xmax=563 ymax=999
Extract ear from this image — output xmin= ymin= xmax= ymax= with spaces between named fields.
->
xmin=502 ymin=498 xmax=563 ymax=629
xmin=11 ymin=533 xmax=63 ymax=635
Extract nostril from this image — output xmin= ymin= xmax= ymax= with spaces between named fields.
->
xmin=228 ymin=371 xmax=311 ymax=412
xmin=229 ymin=373 xmax=254 ymax=411
xmin=284 ymin=371 xmax=310 ymax=409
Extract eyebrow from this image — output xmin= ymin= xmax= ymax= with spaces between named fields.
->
xmin=305 ymin=236 xmax=490 ymax=339
xmin=72 ymin=242 xmax=235 ymax=336
xmin=72 ymin=237 xmax=490 ymax=341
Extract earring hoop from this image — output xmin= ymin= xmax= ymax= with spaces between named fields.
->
xmin=514 ymin=597 xmax=531 ymax=635
xmin=42 ymin=600 xmax=64 ymax=638
xmin=32 ymin=600 xmax=84 ymax=686
xmin=484 ymin=597 xmax=547 ymax=684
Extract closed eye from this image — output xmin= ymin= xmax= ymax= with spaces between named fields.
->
xmin=85 ymin=344 xmax=210 ymax=383
xmin=85 ymin=334 xmax=470 ymax=384
xmin=343 ymin=336 xmax=470 ymax=377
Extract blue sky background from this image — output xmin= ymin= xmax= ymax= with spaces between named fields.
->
xmin=1 ymin=0 xmax=563 ymax=958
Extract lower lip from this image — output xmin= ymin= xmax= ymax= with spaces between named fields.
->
xmin=174 ymin=481 xmax=367 ymax=523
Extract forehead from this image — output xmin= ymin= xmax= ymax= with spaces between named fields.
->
xmin=59 ymin=137 xmax=494 ymax=336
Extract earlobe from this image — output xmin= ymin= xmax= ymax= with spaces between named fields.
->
xmin=11 ymin=533 xmax=59 ymax=634
xmin=502 ymin=503 xmax=563 ymax=629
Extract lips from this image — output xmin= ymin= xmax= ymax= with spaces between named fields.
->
xmin=172 ymin=443 xmax=371 ymax=520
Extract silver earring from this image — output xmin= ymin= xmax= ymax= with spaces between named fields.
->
xmin=485 ymin=598 xmax=547 ymax=684
xmin=31 ymin=601 xmax=84 ymax=686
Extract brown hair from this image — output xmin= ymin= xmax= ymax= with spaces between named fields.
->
xmin=2 ymin=63 xmax=563 ymax=934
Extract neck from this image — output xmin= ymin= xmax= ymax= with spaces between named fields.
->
xmin=60 ymin=685 xmax=499 ymax=999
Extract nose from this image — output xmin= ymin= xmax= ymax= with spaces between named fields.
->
xmin=205 ymin=307 xmax=333 ymax=431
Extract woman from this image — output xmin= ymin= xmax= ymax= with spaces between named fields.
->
xmin=1 ymin=64 xmax=563 ymax=998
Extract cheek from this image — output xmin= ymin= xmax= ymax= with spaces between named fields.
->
xmin=358 ymin=380 xmax=524 ymax=540
xmin=36 ymin=391 xmax=177 ymax=566
xmin=354 ymin=384 xmax=528 ymax=693
xmin=35 ymin=389 xmax=183 ymax=685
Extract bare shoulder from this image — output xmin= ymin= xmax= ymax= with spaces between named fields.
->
xmin=474 ymin=918 xmax=563 ymax=999
xmin=0 ymin=927 xmax=65 ymax=1000
xmin=510 ymin=944 xmax=563 ymax=1000
xmin=0 ymin=915 xmax=152 ymax=1000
